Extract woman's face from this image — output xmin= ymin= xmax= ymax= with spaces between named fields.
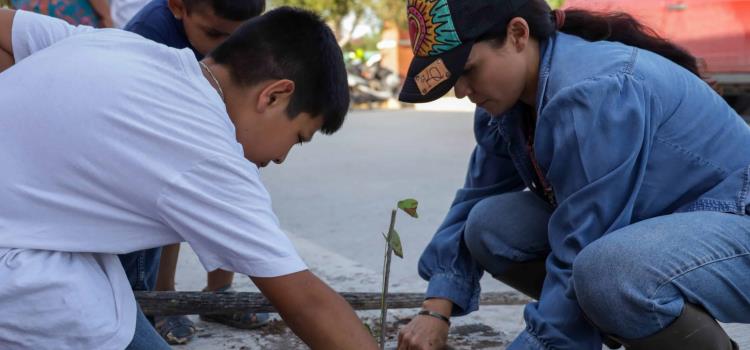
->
xmin=454 ymin=18 xmax=539 ymax=116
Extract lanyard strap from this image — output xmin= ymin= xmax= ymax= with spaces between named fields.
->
xmin=523 ymin=114 xmax=557 ymax=207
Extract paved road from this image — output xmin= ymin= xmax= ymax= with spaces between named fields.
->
xmin=170 ymin=109 xmax=749 ymax=349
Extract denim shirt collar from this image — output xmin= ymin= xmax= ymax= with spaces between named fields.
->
xmin=535 ymin=33 xmax=556 ymax=119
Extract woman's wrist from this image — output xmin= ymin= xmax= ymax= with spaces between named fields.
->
xmin=421 ymin=298 xmax=453 ymax=318
xmin=418 ymin=309 xmax=451 ymax=325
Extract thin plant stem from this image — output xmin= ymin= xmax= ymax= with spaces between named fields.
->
xmin=379 ymin=208 xmax=397 ymax=349
xmin=379 ymin=240 xmax=390 ymax=349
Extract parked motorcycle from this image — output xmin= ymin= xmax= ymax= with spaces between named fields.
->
xmin=347 ymin=54 xmax=401 ymax=108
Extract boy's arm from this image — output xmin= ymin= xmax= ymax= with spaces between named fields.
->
xmin=0 ymin=48 xmax=12 ymax=72
xmin=155 ymin=157 xmax=376 ymax=349
xmin=0 ymin=9 xmax=95 ymax=63
xmin=251 ymin=271 xmax=378 ymax=349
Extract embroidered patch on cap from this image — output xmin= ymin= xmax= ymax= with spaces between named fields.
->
xmin=415 ymin=58 xmax=451 ymax=95
xmin=408 ymin=0 xmax=461 ymax=57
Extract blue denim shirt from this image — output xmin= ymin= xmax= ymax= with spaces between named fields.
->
xmin=418 ymin=32 xmax=750 ymax=350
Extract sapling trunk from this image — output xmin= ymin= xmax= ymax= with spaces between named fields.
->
xmin=377 ymin=199 xmax=418 ymax=348
xmin=379 ymin=209 xmax=397 ymax=349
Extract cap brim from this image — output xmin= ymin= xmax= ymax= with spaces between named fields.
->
xmin=398 ymin=42 xmax=473 ymax=104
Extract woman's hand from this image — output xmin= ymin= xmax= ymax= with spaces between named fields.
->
xmin=397 ymin=298 xmax=452 ymax=350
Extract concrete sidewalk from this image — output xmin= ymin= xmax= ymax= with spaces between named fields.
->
xmin=171 ymin=236 xmax=524 ymax=349
xmin=171 ymin=236 xmax=750 ymax=350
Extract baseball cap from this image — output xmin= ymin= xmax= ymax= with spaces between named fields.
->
xmin=399 ymin=0 xmax=529 ymax=103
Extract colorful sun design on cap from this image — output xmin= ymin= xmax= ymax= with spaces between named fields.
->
xmin=408 ymin=0 xmax=462 ymax=57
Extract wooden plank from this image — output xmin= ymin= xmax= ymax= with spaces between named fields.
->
xmin=135 ymin=291 xmax=532 ymax=316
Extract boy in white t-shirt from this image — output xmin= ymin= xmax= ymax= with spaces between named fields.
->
xmin=0 ymin=7 xmax=377 ymax=350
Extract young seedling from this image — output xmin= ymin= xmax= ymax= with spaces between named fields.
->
xmin=379 ymin=198 xmax=418 ymax=349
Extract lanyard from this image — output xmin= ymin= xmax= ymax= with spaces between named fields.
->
xmin=523 ymin=113 xmax=557 ymax=207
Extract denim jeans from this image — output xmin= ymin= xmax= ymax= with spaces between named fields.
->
xmin=125 ymin=304 xmax=171 ymax=350
xmin=119 ymin=247 xmax=162 ymax=291
xmin=463 ymin=191 xmax=750 ymax=340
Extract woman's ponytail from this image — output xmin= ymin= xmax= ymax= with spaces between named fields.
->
xmin=478 ymin=0 xmax=699 ymax=77
xmin=556 ymin=8 xmax=699 ymax=76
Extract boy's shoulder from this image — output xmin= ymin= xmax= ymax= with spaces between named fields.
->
xmin=124 ymin=0 xmax=190 ymax=50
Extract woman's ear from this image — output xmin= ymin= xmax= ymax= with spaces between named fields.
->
xmin=508 ymin=17 xmax=531 ymax=52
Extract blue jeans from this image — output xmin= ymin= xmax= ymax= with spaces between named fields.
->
xmin=464 ymin=191 xmax=750 ymax=340
xmin=125 ymin=304 xmax=171 ymax=350
xmin=119 ymin=247 xmax=162 ymax=291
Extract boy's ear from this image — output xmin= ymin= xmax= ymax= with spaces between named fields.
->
xmin=167 ymin=0 xmax=186 ymax=19
xmin=257 ymin=79 xmax=296 ymax=114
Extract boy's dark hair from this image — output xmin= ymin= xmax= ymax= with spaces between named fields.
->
xmin=210 ymin=6 xmax=349 ymax=134
xmin=184 ymin=0 xmax=265 ymax=22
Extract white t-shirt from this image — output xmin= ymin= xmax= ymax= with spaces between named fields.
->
xmin=0 ymin=11 xmax=307 ymax=350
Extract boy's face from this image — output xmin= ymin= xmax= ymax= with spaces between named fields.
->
xmin=168 ymin=0 xmax=246 ymax=56
xmin=227 ymin=79 xmax=325 ymax=168
xmin=239 ymin=111 xmax=324 ymax=168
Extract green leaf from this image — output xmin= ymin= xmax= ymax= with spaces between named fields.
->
xmin=397 ymin=198 xmax=419 ymax=218
xmin=397 ymin=198 xmax=418 ymax=209
xmin=388 ymin=229 xmax=404 ymax=258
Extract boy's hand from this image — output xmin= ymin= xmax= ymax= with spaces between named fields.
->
xmin=397 ymin=298 xmax=452 ymax=350
xmin=250 ymin=270 xmax=378 ymax=350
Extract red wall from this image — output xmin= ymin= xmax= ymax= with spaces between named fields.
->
xmin=563 ymin=0 xmax=750 ymax=73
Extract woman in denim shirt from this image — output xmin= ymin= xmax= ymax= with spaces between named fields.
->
xmin=396 ymin=0 xmax=750 ymax=349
